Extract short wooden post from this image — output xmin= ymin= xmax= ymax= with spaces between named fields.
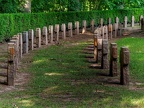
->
xmin=103 ymin=26 xmax=108 ymax=39
xmin=7 ymin=43 xmax=15 ymax=86
xmin=97 ymin=38 xmax=102 ymax=63
xmin=36 ymin=28 xmax=41 ymax=48
xmin=18 ymin=33 xmax=23 ymax=59
xmin=124 ymin=16 xmax=128 ymax=28
xmin=82 ymin=20 xmax=86 ymax=34
xmin=100 ymin=18 xmax=103 ymax=27
xmin=68 ymin=22 xmax=73 ymax=37
xmin=108 ymin=24 xmax=113 ymax=40
xmin=22 ymin=31 xmax=29 ymax=53
xmin=109 ymin=43 xmax=118 ymax=76
xmin=61 ymin=24 xmax=66 ymax=39
xmin=131 ymin=16 xmax=135 ymax=27
xmin=54 ymin=24 xmax=60 ymax=41
xmin=113 ymin=23 xmax=118 ymax=38
xmin=140 ymin=15 xmax=143 ymax=26
xmin=49 ymin=25 xmax=54 ymax=43
xmin=28 ymin=29 xmax=34 ymax=50
xmin=115 ymin=17 xmax=119 ymax=25
xmin=118 ymin=23 xmax=122 ymax=37
xmin=120 ymin=47 xmax=130 ymax=85
xmin=101 ymin=39 xmax=109 ymax=69
xmin=90 ymin=19 xmax=94 ymax=32
xmin=42 ymin=26 xmax=48 ymax=45
xmin=108 ymin=18 xmax=111 ymax=24
xmin=75 ymin=21 xmax=79 ymax=35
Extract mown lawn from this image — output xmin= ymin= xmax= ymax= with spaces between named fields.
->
xmin=1 ymin=37 xmax=144 ymax=108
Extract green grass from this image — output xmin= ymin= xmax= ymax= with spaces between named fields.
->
xmin=1 ymin=37 xmax=144 ymax=108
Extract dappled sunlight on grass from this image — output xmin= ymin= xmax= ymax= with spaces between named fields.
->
xmin=44 ymin=72 xmax=65 ymax=76
xmin=131 ymin=97 xmax=144 ymax=107
xmin=19 ymin=99 xmax=35 ymax=107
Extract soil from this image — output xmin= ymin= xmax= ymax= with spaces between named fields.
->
xmin=0 ymin=28 xmax=144 ymax=93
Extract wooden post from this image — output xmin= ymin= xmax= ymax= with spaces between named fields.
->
xmin=101 ymin=39 xmax=109 ymax=69
xmin=42 ymin=26 xmax=48 ymax=45
xmin=140 ymin=15 xmax=143 ymax=26
xmin=124 ymin=16 xmax=128 ymax=28
xmin=61 ymin=24 xmax=66 ymax=39
xmin=120 ymin=47 xmax=130 ymax=85
xmin=108 ymin=18 xmax=111 ymax=24
xmin=7 ymin=43 xmax=15 ymax=86
xmin=113 ymin=23 xmax=118 ymax=38
xmin=118 ymin=23 xmax=122 ymax=37
xmin=22 ymin=31 xmax=29 ymax=53
xmin=101 ymin=26 xmax=104 ymax=39
xmin=90 ymin=19 xmax=94 ymax=32
xmin=49 ymin=25 xmax=54 ymax=43
xmin=28 ymin=29 xmax=34 ymax=50
xmin=108 ymin=24 xmax=113 ymax=40
xmin=54 ymin=24 xmax=60 ymax=41
xmin=82 ymin=20 xmax=86 ymax=34
xmin=68 ymin=22 xmax=73 ymax=37
xmin=131 ymin=16 xmax=135 ymax=27
xmin=115 ymin=17 xmax=119 ymax=25
xmin=97 ymin=38 xmax=102 ymax=63
xmin=103 ymin=26 xmax=108 ymax=40
xmin=100 ymin=18 xmax=103 ymax=27
xmin=141 ymin=18 xmax=144 ymax=30
xmin=109 ymin=43 xmax=118 ymax=76
xmin=18 ymin=33 xmax=23 ymax=59
xmin=36 ymin=28 xmax=41 ymax=48
xmin=75 ymin=21 xmax=79 ymax=35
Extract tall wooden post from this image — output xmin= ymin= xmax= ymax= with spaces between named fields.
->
xmin=49 ymin=25 xmax=54 ymax=43
xmin=22 ymin=31 xmax=29 ymax=53
xmin=90 ymin=19 xmax=94 ymax=32
xmin=75 ymin=21 xmax=79 ymax=35
xmin=131 ymin=16 xmax=135 ymax=27
xmin=54 ymin=24 xmax=60 ymax=41
xmin=120 ymin=47 xmax=130 ymax=85
xmin=36 ymin=28 xmax=41 ymax=48
xmin=140 ymin=15 xmax=143 ymax=26
xmin=109 ymin=43 xmax=118 ymax=76
xmin=61 ymin=24 xmax=66 ymax=39
xmin=124 ymin=16 xmax=128 ymax=28
xmin=100 ymin=18 xmax=103 ymax=27
xmin=18 ymin=33 xmax=23 ymax=59
xmin=108 ymin=24 xmax=112 ymax=40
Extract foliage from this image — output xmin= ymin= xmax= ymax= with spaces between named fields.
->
xmin=0 ymin=8 xmax=144 ymax=41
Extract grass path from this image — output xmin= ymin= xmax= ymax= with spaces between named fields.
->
xmin=0 ymin=34 xmax=144 ymax=107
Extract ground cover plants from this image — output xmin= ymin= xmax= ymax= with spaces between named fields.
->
xmin=0 ymin=35 xmax=144 ymax=107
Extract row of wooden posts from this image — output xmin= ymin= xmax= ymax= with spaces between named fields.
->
xmin=6 ymin=14 xmax=143 ymax=86
xmin=94 ymin=28 xmax=130 ymax=85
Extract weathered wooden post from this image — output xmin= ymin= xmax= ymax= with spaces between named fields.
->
xmin=7 ymin=43 xmax=15 ymax=86
xmin=82 ymin=20 xmax=86 ymax=34
xmin=22 ymin=31 xmax=29 ymax=53
xmin=124 ymin=16 xmax=128 ymax=28
xmin=93 ymin=29 xmax=99 ymax=61
xmin=68 ymin=22 xmax=73 ymax=37
xmin=103 ymin=25 xmax=108 ymax=39
xmin=113 ymin=23 xmax=118 ymax=38
xmin=115 ymin=17 xmax=119 ymax=25
xmin=109 ymin=43 xmax=118 ymax=76
xmin=49 ymin=25 xmax=54 ymax=43
xmin=140 ymin=15 xmax=143 ymax=26
xmin=18 ymin=33 xmax=23 ymax=59
xmin=108 ymin=18 xmax=111 ymax=24
xmin=35 ymin=28 xmax=41 ymax=47
xmin=28 ymin=29 xmax=34 ymax=50
xmin=54 ymin=24 xmax=60 ymax=41
xmin=101 ymin=39 xmax=109 ymax=69
xmin=131 ymin=16 xmax=135 ymax=27
xmin=97 ymin=38 xmax=102 ymax=63
xmin=108 ymin=24 xmax=113 ymax=40
xmin=75 ymin=21 xmax=79 ymax=35
xmin=42 ymin=26 xmax=48 ymax=45
xmin=120 ymin=47 xmax=130 ymax=85
xmin=141 ymin=18 xmax=144 ymax=30
xmin=90 ymin=19 xmax=95 ymax=32
xmin=100 ymin=18 xmax=103 ymax=27
xmin=118 ymin=23 xmax=122 ymax=37
xmin=61 ymin=24 xmax=66 ymax=39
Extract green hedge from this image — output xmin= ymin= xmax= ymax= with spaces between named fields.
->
xmin=0 ymin=8 xmax=144 ymax=41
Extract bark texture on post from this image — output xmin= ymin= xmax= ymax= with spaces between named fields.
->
xmin=97 ymin=38 xmax=102 ymax=63
xmin=61 ymin=24 xmax=66 ymax=39
xmin=54 ymin=24 xmax=59 ymax=42
xmin=49 ymin=25 xmax=54 ymax=43
xmin=120 ymin=47 xmax=130 ymax=85
xmin=18 ymin=33 xmax=23 ymax=59
xmin=75 ymin=21 xmax=79 ymax=35
xmin=42 ymin=27 xmax=48 ymax=45
xmin=101 ymin=39 xmax=109 ymax=69
xmin=36 ymin=28 xmax=41 ymax=48
xmin=90 ymin=19 xmax=94 ymax=32
xmin=82 ymin=20 xmax=86 ymax=34
xmin=109 ymin=43 xmax=118 ymax=76
xmin=108 ymin=24 xmax=112 ymax=40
